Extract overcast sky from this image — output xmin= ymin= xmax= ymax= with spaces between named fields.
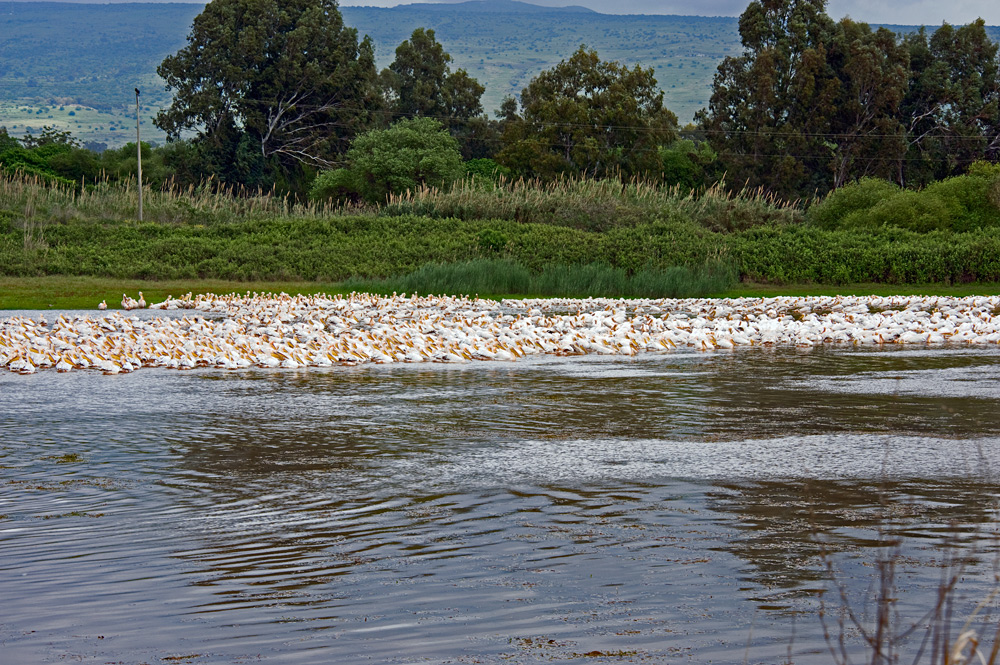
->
xmin=20 ymin=0 xmax=1000 ymax=26
xmin=337 ymin=0 xmax=1000 ymax=25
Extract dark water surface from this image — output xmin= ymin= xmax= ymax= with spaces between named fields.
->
xmin=2 ymin=346 xmax=1000 ymax=663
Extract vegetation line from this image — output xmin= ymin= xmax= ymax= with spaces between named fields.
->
xmin=5 ymin=275 xmax=1000 ymax=312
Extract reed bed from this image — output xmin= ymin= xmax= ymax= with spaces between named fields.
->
xmin=0 ymin=170 xmax=352 ymax=227
xmin=5 ymin=170 xmax=1000 ymax=287
xmin=341 ymin=258 xmax=737 ymax=299
xmin=0 ymin=169 xmax=801 ymax=233
xmin=381 ymin=175 xmax=804 ymax=232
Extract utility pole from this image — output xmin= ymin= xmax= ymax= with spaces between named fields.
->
xmin=135 ymin=87 xmax=143 ymax=222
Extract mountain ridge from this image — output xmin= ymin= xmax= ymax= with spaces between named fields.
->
xmin=384 ymin=0 xmax=598 ymax=14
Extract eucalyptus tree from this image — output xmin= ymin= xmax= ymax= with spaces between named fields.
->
xmin=497 ymin=46 xmax=678 ymax=180
xmin=826 ymin=19 xmax=909 ymax=189
xmin=381 ymin=28 xmax=492 ymax=158
xmin=155 ymin=0 xmax=381 ymax=181
xmin=696 ymin=0 xmax=841 ymax=198
xmin=700 ymin=0 xmax=1000 ymax=197
xmin=901 ymin=19 xmax=1000 ymax=185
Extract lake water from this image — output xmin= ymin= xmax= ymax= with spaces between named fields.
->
xmin=2 ymin=345 xmax=1000 ymax=663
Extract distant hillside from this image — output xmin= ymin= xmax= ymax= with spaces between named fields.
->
xmin=1 ymin=1 xmax=997 ymax=148
xmin=341 ymin=2 xmax=739 ymax=119
xmin=0 ymin=2 xmax=201 ymax=147
xmin=0 ymin=2 xmax=201 ymax=110
xmin=398 ymin=0 xmax=597 ymax=13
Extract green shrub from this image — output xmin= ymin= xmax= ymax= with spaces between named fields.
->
xmin=923 ymin=163 xmax=1000 ymax=231
xmin=464 ymin=158 xmax=512 ymax=184
xmin=806 ymin=178 xmax=900 ymax=229
xmin=659 ymin=139 xmax=718 ymax=192
xmin=317 ymin=117 xmax=465 ymax=205
xmin=476 ymin=228 xmax=508 ymax=254
xmin=6 ymin=168 xmax=1000 ymax=288
xmin=309 ymin=168 xmax=362 ymax=204
xmin=727 ymin=225 xmax=1000 ymax=284
xmin=809 ymin=165 xmax=1000 ymax=233
xmin=839 ymin=189 xmax=954 ymax=233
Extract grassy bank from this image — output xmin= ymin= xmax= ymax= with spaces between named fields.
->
xmin=5 ymin=172 xmax=1000 ymax=299
xmin=3 ymin=275 xmax=1000 ymax=311
xmin=6 ymin=212 xmax=1000 ymax=284
xmin=0 ymin=276 xmax=347 ymax=310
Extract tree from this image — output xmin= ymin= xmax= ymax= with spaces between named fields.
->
xmin=901 ymin=20 xmax=1000 ymax=186
xmin=0 ymin=126 xmax=91 ymax=185
xmin=826 ymin=19 xmax=909 ymax=189
xmin=700 ymin=0 xmax=1000 ymax=197
xmin=310 ymin=117 xmax=464 ymax=204
xmin=155 ymin=0 xmax=380 ymax=173
xmin=697 ymin=0 xmax=840 ymax=199
xmin=497 ymin=46 xmax=678 ymax=180
xmin=20 ymin=125 xmax=79 ymax=149
xmin=659 ymin=138 xmax=719 ymax=192
xmin=380 ymin=28 xmax=493 ymax=159
xmin=0 ymin=127 xmax=19 ymax=152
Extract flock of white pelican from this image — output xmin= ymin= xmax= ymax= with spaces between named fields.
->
xmin=1 ymin=291 xmax=999 ymax=374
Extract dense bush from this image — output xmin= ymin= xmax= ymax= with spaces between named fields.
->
xmin=5 ymin=170 xmax=1000 ymax=289
xmin=807 ymin=178 xmax=900 ymax=229
xmin=463 ymin=158 xmax=512 ymax=184
xmin=808 ymin=164 xmax=1000 ymax=233
xmin=309 ymin=168 xmax=364 ymax=205
xmin=310 ymin=118 xmax=465 ymax=204
xmin=842 ymin=189 xmax=956 ymax=233
xmin=729 ymin=226 xmax=1000 ymax=284
xmin=659 ymin=139 xmax=719 ymax=192
xmin=6 ymin=204 xmax=1000 ymax=286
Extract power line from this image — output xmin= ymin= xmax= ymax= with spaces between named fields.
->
xmin=219 ymin=96 xmax=1000 ymax=142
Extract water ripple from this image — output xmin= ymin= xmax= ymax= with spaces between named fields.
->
xmin=3 ymin=347 xmax=1000 ymax=663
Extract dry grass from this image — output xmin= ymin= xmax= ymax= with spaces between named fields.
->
xmin=0 ymin=170 xmax=352 ymax=226
xmin=380 ymin=174 xmax=803 ymax=232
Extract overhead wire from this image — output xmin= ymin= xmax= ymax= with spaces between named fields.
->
xmin=228 ymin=95 xmax=1000 ymax=141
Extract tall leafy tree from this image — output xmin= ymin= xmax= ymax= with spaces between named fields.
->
xmin=826 ymin=19 xmax=909 ymax=189
xmin=901 ymin=20 xmax=1000 ymax=185
xmin=497 ymin=46 xmax=678 ymax=180
xmin=0 ymin=127 xmax=19 ymax=152
xmin=701 ymin=0 xmax=1000 ymax=196
xmin=380 ymin=28 xmax=492 ymax=158
xmin=696 ymin=0 xmax=840 ymax=198
xmin=155 ymin=0 xmax=381 ymax=173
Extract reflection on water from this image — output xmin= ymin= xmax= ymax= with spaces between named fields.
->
xmin=2 ymin=346 xmax=1000 ymax=663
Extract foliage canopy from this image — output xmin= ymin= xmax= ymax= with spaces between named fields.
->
xmin=497 ymin=46 xmax=678 ymax=180
xmin=310 ymin=117 xmax=464 ymax=204
xmin=699 ymin=0 xmax=1000 ymax=198
xmin=380 ymin=28 xmax=493 ymax=159
xmin=154 ymin=0 xmax=380 ymax=170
